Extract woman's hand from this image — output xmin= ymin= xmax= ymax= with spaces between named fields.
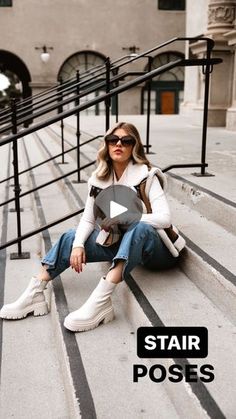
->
xmin=101 ymin=216 xmax=120 ymax=231
xmin=70 ymin=247 xmax=86 ymax=273
xmin=101 ymin=214 xmax=135 ymax=231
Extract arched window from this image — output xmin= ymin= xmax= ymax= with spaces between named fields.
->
xmin=58 ymin=51 xmax=105 ymax=81
xmin=0 ymin=50 xmax=32 ymax=124
xmin=58 ymin=51 xmax=107 ymax=115
xmin=142 ymin=51 xmax=184 ymax=114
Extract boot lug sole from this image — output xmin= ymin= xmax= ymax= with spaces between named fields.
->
xmin=0 ymin=302 xmax=49 ymax=320
xmin=64 ymin=307 xmax=115 ymax=332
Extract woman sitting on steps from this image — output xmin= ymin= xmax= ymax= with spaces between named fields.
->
xmin=0 ymin=122 xmax=185 ymax=332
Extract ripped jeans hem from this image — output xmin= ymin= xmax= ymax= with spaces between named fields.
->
xmin=108 ymin=256 xmax=129 ymax=281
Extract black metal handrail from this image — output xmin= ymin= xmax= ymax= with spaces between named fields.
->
xmin=0 ymin=49 xmax=142 ymax=120
xmin=0 ymin=57 xmax=221 ymax=148
xmin=0 ymin=70 xmax=128 ymax=133
xmin=0 ymin=52 xmax=136 ymax=122
xmin=163 ymin=163 xmax=208 ymax=173
xmin=0 ymin=50 xmax=140 ymax=120
xmin=0 ymin=64 xmax=117 ymax=122
xmin=0 ymin=36 xmax=214 ymax=127
xmin=0 ymin=160 xmax=97 ymax=208
xmin=0 ymin=73 xmax=119 ymax=128
xmin=0 ymin=134 xmax=102 ymax=184
xmin=0 ymin=59 xmax=107 ymax=118
xmin=0 ymin=70 xmax=108 ymax=126
xmin=0 ymin=37 xmax=222 ymax=256
xmin=0 ymin=209 xmax=85 ymax=250
xmin=0 ymin=67 xmax=145 ymax=132
xmin=0 ymin=59 xmax=218 ymax=188
xmin=0 ymin=59 xmax=183 ymax=146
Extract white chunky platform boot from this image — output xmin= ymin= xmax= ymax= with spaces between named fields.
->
xmin=64 ymin=276 xmax=116 ymax=332
xmin=0 ymin=277 xmax=49 ymax=320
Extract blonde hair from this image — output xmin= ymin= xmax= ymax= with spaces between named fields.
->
xmin=94 ymin=122 xmax=152 ymax=180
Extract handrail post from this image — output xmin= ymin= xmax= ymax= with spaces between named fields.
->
xmin=105 ymin=57 xmax=111 ymax=132
xmin=114 ymin=67 xmax=119 ymax=123
xmin=10 ymin=98 xmax=30 ymax=259
xmin=202 ymin=40 xmax=211 ymax=175
xmin=75 ymin=70 xmax=81 ymax=183
xmin=58 ymin=77 xmax=66 ymax=164
xmin=145 ymin=55 xmax=152 ymax=154
xmin=194 ymin=39 xmax=214 ymax=177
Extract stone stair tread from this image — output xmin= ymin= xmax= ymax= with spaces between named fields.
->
xmin=35 ymin=128 xmax=96 ymax=181
xmin=50 ymin=122 xmax=100 ymax=154
xmin=62 ymin=122 xmax=103 ymax=151
xmin=60 ymin=264 xmax=181 ymax=419
xmin=168 ymin=194 xmax=236 ymax=277
xmin=20 ymin=133 xmax=181 ymax=417
xmin=20 ymin=135 xmax=85 ymax=230
xmin=171 ymin=165 xmax=236 ymax=205
xmin=19 ymin=127 xmax=218 ymax=417
xmin=61 ymin=257 xmax=236 ymax=418
xmin=2 ymin=117 xmax=236 ymax=418
xmin=4 ymin=136 xmax=181 ymax=417
xmin=167 ymin=172 xmax=236 ymax=236
xmin=0 ymin=160 xmax=70 ymax=418
xmin=63 ymin=115 xmax=236 ymax=205
xmin=128 ymin=264 xmax=236 ymax=418
xmin=168 ymin=172 xmax=236 ymax=208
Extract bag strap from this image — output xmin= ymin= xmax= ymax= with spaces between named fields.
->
xmin=145 ymin=167 xmax=166 ymax=197
xmin=135 ymin=167 xmax=166 ymax=213
xmin=138 ymin=179 xmax=152 ymax=213
xmin=135 ymin=168 xmax=179 ymax=244
xmin=89 ymin=185 xmax=102 ymax=198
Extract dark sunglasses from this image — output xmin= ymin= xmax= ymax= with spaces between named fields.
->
xmin=105 ymin=134 xmax=136 ymax=147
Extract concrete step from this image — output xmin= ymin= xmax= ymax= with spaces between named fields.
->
xmin=62 ymin=120 xmax=102 ymax=152
xmin=46 ymin=122 xmax=100 ymax=166
xmin=1 ymin=124 xmax=236 ymax=418
xmin=167 ymin=173 xmax=236 ymax=235
xmin=0 ymin=142 xmax=72 ymax=419
xmin=65 ymin=114 xmax=236 ymax=203
xmin=37 ymin=126 xmax=96 ymax=182
xmin=22 ymin=132 xmax=84 ymax=235
xmin=16 ymin=126 xmax=95 ymax=187
xmin=19 ymin=133 xmax=207 ymax=418
xmin=29 ymin=126 xmax=236 ymax=418
xmin=64 ymin=115 xmax=115 ymax=139
xmin=168 ymin=194 xmax=236 ymax=326
xmin=19 ymin=132 xmax=183 ymax=418
xmin=60 ymin=263 xmax=186 ymax=419
xmin=26 ymin=129 xmax=236 ymax=417
xmin=117 ymin=265 xmax=236 ymax=419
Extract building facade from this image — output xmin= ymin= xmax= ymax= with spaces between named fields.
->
xmin=182 ymin=0 xmax=236 ymax=129
xmin=0 ymin=0 xmax=186 ymax=115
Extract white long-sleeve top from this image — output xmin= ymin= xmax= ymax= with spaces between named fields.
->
xmin=72 ymin=161 xmax=171 ymax=248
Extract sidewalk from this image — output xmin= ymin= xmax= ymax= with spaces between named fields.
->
xmin=74 ymin=114 xmax=236 ymax=202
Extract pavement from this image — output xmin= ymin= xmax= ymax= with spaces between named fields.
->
xmin=0 ymin=114 xmax=235 ymax=419
xmin=75 ymin=114 xmax=236 ymax=202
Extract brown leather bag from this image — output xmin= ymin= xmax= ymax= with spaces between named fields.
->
xmin=134 ymin=168 xmax=185 ymax=255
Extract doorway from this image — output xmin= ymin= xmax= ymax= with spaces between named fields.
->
xmin=141 ymin=51 xmax=184 ymax=115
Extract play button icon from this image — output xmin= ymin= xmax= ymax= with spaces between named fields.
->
xmin=94 ymin=184 xmax=143 ymax=230
xmin=110 ymin=201 xmax=128 ymax=218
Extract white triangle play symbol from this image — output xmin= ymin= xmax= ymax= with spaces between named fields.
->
xmin=110 ymin=200 xmax=128 ymax=218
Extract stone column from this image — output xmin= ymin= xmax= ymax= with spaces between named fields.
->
xmin=190 ymin=0 xmax=236 ymax=126
xmin=224 ymin=18 xmax=236 ymax=129
xmin=208 ymin=0 xmax=235 ymax=33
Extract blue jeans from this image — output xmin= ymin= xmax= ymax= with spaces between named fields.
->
xmin=41 ymin=222 xmax=178 ymax=281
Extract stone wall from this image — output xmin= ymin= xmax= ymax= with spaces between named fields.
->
xmin=182 ymin=0 xmax=236 ymax=129
xmin=0 ymin=0 xmax=185 ymax=114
